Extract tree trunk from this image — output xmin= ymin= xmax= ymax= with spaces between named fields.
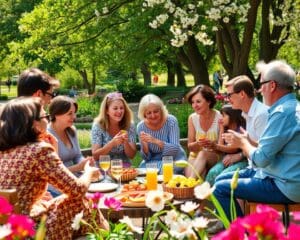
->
xmin=259 ymin=0 xmax=292 ymax=62
xmin=175 ymin=62 xmax=186 ymax=87
xmin=78 ymin=69 xmax=91 ymax=94
xmin=166 ymin=61 xmax=175 ymax=86
xmin=217 ymin=0 xmax=261 ymax=79
xmin=91 ymin=67 xmax=96 ymax=94
xmin=140 ymin=63 xmax=151 ymax=86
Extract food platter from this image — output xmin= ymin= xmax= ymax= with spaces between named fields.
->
xmin=114 ymin=191 xmax=173 ymax=207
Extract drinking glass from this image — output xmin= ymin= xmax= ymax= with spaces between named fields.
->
xmin=99 ymin=155 xmax=111 ymax=182
xmin=197 ymin=132 xmax=207 ymax=151
xmin=162 ymin=156 xmax=173 ymax=184
xmin=111 ymin=159 xmax=123 ymax=190
xmin=146 ymin=162 xmax=158 ymax=190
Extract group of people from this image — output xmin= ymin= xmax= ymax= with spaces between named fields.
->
xmin=0 ymin=59 xmax=299 ymax=239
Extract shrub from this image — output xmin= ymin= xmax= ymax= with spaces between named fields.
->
xmin=76 ymin=96 xmax=100 ymax=118
xmin=0 ymin=95 xmax=8 ymax=100
xmin=116 ymin=79 xmax=147 ymax=102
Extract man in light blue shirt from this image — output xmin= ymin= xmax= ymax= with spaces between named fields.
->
xmin=214 ymin=60 xmax=300 ymax=220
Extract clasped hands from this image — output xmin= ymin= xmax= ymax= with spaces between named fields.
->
xmin=222 ymin=127 xmax=248 ymax=148
xmin=112 ymin=130 xmax=129 ymax=146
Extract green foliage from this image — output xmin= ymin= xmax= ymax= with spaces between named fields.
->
xmin=0 ymin=95 xmax=8 ymax=100
xmin=116 ymin=79 xmax=147 ymax=102
xmin=76 ymin=96 xmax=100 ymax=118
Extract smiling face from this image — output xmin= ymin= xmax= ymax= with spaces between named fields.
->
xmin=144 ymin=103 xmax=162 ymax=126
xmin=54 ymin=104 xmax=76 ymax=128
xmin=190 ymin=92 xmax=210 ymax=115
xmin=106 ymin=99 xmax=125 ymax=123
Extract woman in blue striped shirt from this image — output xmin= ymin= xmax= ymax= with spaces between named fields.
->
xmin=137 ymin=94 xmax=186 ymax=174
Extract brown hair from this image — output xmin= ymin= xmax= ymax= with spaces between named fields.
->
xmin=228 ymin=75 xmax=255 ymax=98
xmin=0 ymin=97 xmax=42 ymax=150
xmin=185 ymin=85 xmax=216 ymax=108
xmin=49 ymin=95 xmax=78 ymax=136
xmin=221 ymin=104 xmax=246 ymax=131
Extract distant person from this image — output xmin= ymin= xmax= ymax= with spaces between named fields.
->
xmin=153 ymin=74 xmax=159 ymax=85
xmin=137 ymin=94 xmax=186 ymax=174
xmin=48 ymin=96 xmax=95 ymax=196
xmin=91 ymin=92 xmax=137 ymax=167
xmin=184 ymin=85 xmax=222 ymax=178
xmin=5 ymin=79 xmax=12 ymax=92
xmin=213 ymin=71 xmax=222 ymax=93
xmin=69 ymin=86 xmax=77 ymax=98
xmin=215 ymin=60 xmax=300 ymax=220
xmin=17 ymin=67 xmax=60 ymax=106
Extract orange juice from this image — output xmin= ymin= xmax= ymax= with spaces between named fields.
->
xmin=99 ymin=161 xmax=110 ymax=171
xmin=163 ymin=163 xmax=173 ymax=183
xmin=146 ymin=168 xmax=158 ymax=190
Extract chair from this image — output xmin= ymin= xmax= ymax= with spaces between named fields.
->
xmin=0 ymin=189 xmax=20 ymax=224
xmin=245 ymin=201 xmax=300 ymax=228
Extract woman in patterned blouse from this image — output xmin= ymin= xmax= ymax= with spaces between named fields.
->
xmin=137 ymin=94 xmax=186 ymax=174
xmin=91 ymin=92 xmax=137 ymax=167
xmin=0 ymin=97 xmax=108 ymax=240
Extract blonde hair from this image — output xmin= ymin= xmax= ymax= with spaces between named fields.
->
xmin=138 ymin=94 xmax=168 ymax=120
xmin=94 ymin=93 xmax=133 ymax=131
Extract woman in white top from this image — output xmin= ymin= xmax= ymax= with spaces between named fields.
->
xmin=185 ymin=85 xmax=222 ymax=178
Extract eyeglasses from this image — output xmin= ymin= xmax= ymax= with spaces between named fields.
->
xmin=44 ymin=92 xmax=57 ymax=98
xmin=38 ymin=114 xmax=51 ymax=121
xmin=107 ymin=92 xmax=122 ymax=99
xmin=227 ymin=91 xmax=239 ymax=99
xmin=260 ymin=80 xmax=273 ymax=87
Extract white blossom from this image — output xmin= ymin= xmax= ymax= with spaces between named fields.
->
xmin=71 ymin=211 xmax=84 ymax=231
xmin=192 ymin=216 xmax=209 ymax=230
xmin=94 ymin=9 xmax=100 ymax=17
xmin=165 ymin=209 xmax=178 ymax=226
xmin=180 ymin=201 xmax=199 ymax=213
xmin=0 ymin=224 xmax=12 ymax=239
xmin=120 ymin=216 xmax=143 ymax=234
xmin=194 ymin=182 xmax=215 ymax=200
xmin=102 ymin=7 xmax=109 ymax=14
xmin=145 ymin=190 xmax=165 ymax=212
xmin=149 ymin=20 xmax=158 ymax=29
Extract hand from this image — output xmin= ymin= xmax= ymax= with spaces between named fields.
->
xmin=223 ymin=154 xmax=234 ymax=167
xmin=222 ymin=130 xmax=246 ymax=148
xmin=112 ymin=132 xmax=125 ymax=146
xmin=41 ymin=191 xmax=53 ymax=201
xmin=86 ymin=156 xmax=95 ymax=167
xmin=140 ymin=131 xmax=154 ymax=144
xmin=84 ymin=161 xmax=101 ymax=182
xmin=120 ymin=130 xmax=129 ymax=142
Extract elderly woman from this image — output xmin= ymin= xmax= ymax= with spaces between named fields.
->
xmin=91 ymin=92 xmax=136 ymax=167
xmin=185 ymin=85 xmax=222 ymax=178
xmin=47 ymin=96 xmax=95 ymax=196
xmin=0 ymin=97 xmax=108 ymax=240
xmin=137 ymin=94 xmax=186 ymax=174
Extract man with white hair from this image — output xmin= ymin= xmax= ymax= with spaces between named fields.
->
xmin=214 ymin=60 xmax=300 ymax=220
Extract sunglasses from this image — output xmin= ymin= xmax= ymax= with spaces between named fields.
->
xmin=107 ymin=92 xmax=122 ymax=99
xmin=45 ymin=92 xmax=57 ymax=98
xmin=38 ymin=114 xmax=51 ymax=121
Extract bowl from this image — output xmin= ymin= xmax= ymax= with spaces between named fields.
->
xmin=162 ymin=183 xmax=195 ymax=199
xmin=110 ymin=168 xmax=138 ymax=182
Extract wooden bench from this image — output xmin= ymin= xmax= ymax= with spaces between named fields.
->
xmin=0 ymin=189 xmax=20 ymax=224
xmin=245 ymin=201 xmax=300 ymax=228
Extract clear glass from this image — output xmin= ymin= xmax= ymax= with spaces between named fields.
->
xmin=146 ymin=162 xmax=158 ymax=190
xmin=99 ymin=155 xmax=111 ymax=182
xmin=162 ymin=156 xmax=173 ymax=184
xmin=111 ymin=159 xmax=123 ymax=190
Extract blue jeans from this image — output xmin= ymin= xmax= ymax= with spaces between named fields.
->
xmin=214 ymin=168 xmax=295 ymax=221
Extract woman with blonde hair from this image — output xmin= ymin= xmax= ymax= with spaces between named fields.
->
xmin=91 ymin=92 xmax=136 ymax=167
xmin=137 ymin=94 xmax=186 ymax=173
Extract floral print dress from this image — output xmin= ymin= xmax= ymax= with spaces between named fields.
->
xmin=0 ymin=142 xmax=106 ymax=240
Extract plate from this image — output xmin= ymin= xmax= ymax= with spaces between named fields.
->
xmin=137 ymin=168 xmax=147 ymax=176
xmin=88 ymin=182 xmax=118 ymax=193
xmin=115 ymin=191 xmax=173 ymax=207
xmin=91 ymin=175 xmax=104 ymax=183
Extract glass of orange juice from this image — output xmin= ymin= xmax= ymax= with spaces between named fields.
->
xmin=146 ymin=162 xmax=158 ymax=190
xmin=162 ymin=156 xmax=173 ymax=184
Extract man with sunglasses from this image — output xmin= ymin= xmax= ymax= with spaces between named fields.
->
xmin=17 ymin=67 xmax=60 ymax=106
xmin=214 ymin=60 xmax=300 ymax=220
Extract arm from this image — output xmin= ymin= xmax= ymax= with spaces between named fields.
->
xmin=122 ymin=125 xmax=137 ymax=159
xmin=187 ymin=115 xmax=202 ymax=152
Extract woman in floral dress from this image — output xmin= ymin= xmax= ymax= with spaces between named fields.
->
xmin=0 ymin=97 xmax=108 ymax=240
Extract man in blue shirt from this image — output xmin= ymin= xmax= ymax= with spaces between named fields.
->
xmin=214 ymin=60 xmax=300 ymax=220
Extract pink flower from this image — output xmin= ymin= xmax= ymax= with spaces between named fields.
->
xmin=292 ymin=211 xmax=300 ymax=221
xmin=255 ymin=204 xmax=280 ymax=220
xmin=86 ymin=192 xmax=104 ymax=209
xmin=7 ymin=214 xmax=36 ymax=239
xmin=104 ymin=197 xmax=122 ymax=211
xmin=287 ymin=223 xmax=300 ymax=240
xmin=0 ymin=196 xmax=13 ymax=215
xmin=212 ymin=218 xmax=245 ymax=240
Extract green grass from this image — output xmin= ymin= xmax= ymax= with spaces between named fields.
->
xmin=0 ymin=85 xmax=17 ymax=98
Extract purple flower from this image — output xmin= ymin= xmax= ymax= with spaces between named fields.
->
xmin=7 ymin=214 xmax=36 ymax=239
xmin=104 ymin=197 xmax=122 ymax=211
xmin=0 ymin=196 xmax=13 ymax=215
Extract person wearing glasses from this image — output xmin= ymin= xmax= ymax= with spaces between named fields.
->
xmin=17 ymin=67 xmax=59 ymax=106
xmin=47 ymin=96 xmax=95 ymax=196
xmin=224 ymin=75 xmax=269 ymax=168
xmin=0 ymin=97 xmax=108 ymax=239
xmin=214 ymin=60 xmax=300 ymax=220
xmin=91 ymin=92 xmax=137 ymax=167
xmin=137 ymin=94 xmax=186 ymax=174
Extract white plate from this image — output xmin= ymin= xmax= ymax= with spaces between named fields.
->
xmin=137 ymin=168 xmax=147 ymax=176
xmin=88 ymin=182 xmax=118 ymax=193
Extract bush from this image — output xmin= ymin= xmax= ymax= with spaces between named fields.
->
xmin=116 ymin=79 xmax=147 ymax=102
xmin=76 ymin=96 xmax=100 ymax=119
xmin=0 ymin=95 xmax=8 ymax=100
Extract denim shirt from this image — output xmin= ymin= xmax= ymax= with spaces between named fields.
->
xmin=250 ymin=93 xmax=300 ymax=202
